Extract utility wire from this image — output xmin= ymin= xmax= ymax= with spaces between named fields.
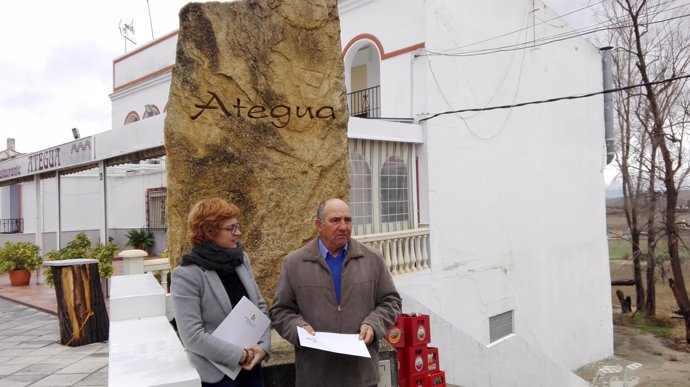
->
xmin=418 ymin=73 xmax=690 ymax=123
xmin=425 ymin=3 xmax=690 ymax=57
xmin=435 ymin=0 xmax=685 ymax=55
xmin=432 ymin=1 xmax=606 ymax=53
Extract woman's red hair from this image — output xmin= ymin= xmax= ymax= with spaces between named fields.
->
xmin=187 ymin=198 xmax=240 ymax=244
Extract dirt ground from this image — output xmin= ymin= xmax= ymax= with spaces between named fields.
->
xmin=574 ymin=254 xmax=690 ymax=386
xmin=576 ymin=325 xmax=690 ymax=386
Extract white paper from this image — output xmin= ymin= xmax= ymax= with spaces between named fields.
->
xmin=297 ymin=326 xmax=371 ymax=358
xmin=210 ymin=296 xmax=270 ymax=380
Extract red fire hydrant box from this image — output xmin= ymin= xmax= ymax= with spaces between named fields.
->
xmin=385 ymin=313 xmax=431 ymax=348
xmin=397 ymin=345 xmax=429 ymax=378
xmin=425 ymin=370 xmax=446 ymax=387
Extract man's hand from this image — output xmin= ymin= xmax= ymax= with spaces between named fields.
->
xmin=302 ymin=324 xmax=316 ymax=335
xmin=359 ymin=323 xmax=374 ymax=345
xmin=242 ymin=345 xmax=267 ymax=370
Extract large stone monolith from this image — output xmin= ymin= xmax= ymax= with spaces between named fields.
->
xmin=164 ymin=0 xmax=350 ymax=301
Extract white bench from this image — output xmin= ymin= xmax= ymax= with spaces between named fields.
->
xmin=108 ymin=273 xmax=200 ymax=387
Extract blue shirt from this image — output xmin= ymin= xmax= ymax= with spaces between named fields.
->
xmin=318 ymin=238 xmax=348 ymax=305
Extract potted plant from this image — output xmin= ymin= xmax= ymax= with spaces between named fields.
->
xmin=125 ymin=228 xmax=155 ymax=253
xmin=0 ymin=241 xmax=43 ymax=286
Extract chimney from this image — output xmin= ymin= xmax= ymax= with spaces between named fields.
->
xmin=7 ymin=138 xmax=15 ymax=151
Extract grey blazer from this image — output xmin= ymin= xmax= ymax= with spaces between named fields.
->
xmin=171 ymin=253 xmax=271 ymax=383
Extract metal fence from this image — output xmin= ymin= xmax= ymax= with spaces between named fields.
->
xmin=0 ymin=218 xmax=23 ymax=234
xmin=347 ymin=85 xmax=381 ymax=118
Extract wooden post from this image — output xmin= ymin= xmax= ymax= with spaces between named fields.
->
xmin=44 ymin=259 xmax=109 ymax=346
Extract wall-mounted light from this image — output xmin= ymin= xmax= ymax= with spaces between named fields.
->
xmin=72 ymin=128 xmax=80 ymax=140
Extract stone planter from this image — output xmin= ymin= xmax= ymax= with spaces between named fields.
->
xmin=9 ymin=269 xmax=31 ymax=286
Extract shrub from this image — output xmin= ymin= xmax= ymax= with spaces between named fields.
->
xmin=126 ymin=228 xmax=155 ymax=251
xmin=0 ymin=241 xmax=42 ymax=274
xmin=43 ymin=233 xmax=117 ymax=287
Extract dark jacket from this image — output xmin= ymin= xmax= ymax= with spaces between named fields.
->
xmin=270 ymin=238 xmax=401 ymax=387
xmin=172 ymin=253 xmax=271 ymax=383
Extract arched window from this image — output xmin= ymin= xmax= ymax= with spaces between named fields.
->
xmin=143 ymin=104 xmax=160 ymax=119
xmin=124 ymin=111 xmax=140 ymax=125
xmin=380 ymin=155 xmax=408 ymax=223
xmin=343 ymin=39 xmax=381 ymax=118
xmin=349 ymin=153 xmax=372 ymax=226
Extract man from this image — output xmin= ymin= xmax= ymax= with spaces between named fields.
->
xmin=270 ymin=198 xmax=402 ymax=387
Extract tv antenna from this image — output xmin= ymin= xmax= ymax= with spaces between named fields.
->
xmin=146 ymin=0 xmax=155 ymax=40
xmin=118 ymin=19 xmax=137 ymax=52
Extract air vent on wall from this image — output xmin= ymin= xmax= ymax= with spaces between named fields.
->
xmin=489 ymin=310 xmax=514 ymax=343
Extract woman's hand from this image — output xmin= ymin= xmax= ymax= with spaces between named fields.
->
xmin=241 ymin=345 xmax=267 ymax=370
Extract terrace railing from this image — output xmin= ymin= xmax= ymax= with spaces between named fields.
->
xmin=0 ymin=218 xmax=23 ymax=234
xmin=354 ymin=227 xmax=430 ymax=275
xmin=117 ymin=226 xmax=431 ymax=282
xmin=347 ymin=85 xmax=381 ymax=118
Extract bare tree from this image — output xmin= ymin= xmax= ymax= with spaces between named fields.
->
xmin=610 ymin=0 xmax=690 ymax=341
xmin=605 ymin=0 xmax=653 ymax=314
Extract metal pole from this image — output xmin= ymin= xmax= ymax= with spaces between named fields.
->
xmin=147 ymin=0 xmax=155 ymax=40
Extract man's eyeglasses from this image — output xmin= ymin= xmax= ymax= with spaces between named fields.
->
xmin=219 ymin=224 xmax=240 ymax=234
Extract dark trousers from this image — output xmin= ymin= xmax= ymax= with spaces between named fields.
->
xmin=202 ymin=365 xmax=264 ymax=387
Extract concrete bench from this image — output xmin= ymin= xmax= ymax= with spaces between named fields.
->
xmin=108 ymin=273 xmax=200 ymax=387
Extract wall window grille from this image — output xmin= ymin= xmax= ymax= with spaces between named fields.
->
xmin=349 ymin=153 xmax=373 ymax=226
xmin=348 ymin=139 xmax=414 ymax=235
xmin=380 ymin=155 xmax=408 ymax=223
xmin=146 ymin=187 xmax=167 ymax=230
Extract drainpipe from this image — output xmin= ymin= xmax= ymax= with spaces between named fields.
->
xmin=601 ymin=46 xmax=615 ymax=164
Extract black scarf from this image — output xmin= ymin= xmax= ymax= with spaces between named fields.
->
xmin=180 ymin=242 xmax=244 ymax=274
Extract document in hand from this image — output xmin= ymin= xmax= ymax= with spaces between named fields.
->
xmin=211 ymin=296 xmax=270 ymax=380
xmin=297 ymin=326 xmax=371 ymax=358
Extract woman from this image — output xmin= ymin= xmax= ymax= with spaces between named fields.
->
xmin=172 ymin=198 xmax=270 ymax=387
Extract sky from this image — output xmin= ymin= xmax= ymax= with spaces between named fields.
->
xmin=0 ymin=0 xmax=599 ymax=155
xmin=0 ymin=0 xmax=212 ymax=153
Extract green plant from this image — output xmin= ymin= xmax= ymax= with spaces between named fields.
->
xmin=126 ymin=228 xmax=155 ymax=251
xmin=90 ymin=242 xmax=118 ymax=280
xmin=0 ymin=241 xmax=42 ymax=274
xmin=43 ymin=233 xmax=117 ymax=287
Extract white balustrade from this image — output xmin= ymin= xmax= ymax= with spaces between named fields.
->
xmin=116 ymin=228 xmax=429 ymax=283
xmin=353 ymin=227 xmax=430 ymax=275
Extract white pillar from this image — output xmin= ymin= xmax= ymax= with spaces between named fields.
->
xmin=119 ymin=249 xmax=148 ymax=275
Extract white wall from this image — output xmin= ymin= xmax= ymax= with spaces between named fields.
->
xmin=20 ymin=168 xmax=166 ymax=238
xmin=113 ymin=33 xmax=177 ymax=90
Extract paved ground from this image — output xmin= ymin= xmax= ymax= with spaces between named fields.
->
xmin=0 ymin=297 xmax=108 ymax=387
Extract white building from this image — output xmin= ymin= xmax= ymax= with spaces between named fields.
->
xmin=0 ymin=0 xmax=613 ymax=385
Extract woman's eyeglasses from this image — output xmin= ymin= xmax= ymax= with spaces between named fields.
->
xmin=219 ymin=224 xmax=240 ymax=234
